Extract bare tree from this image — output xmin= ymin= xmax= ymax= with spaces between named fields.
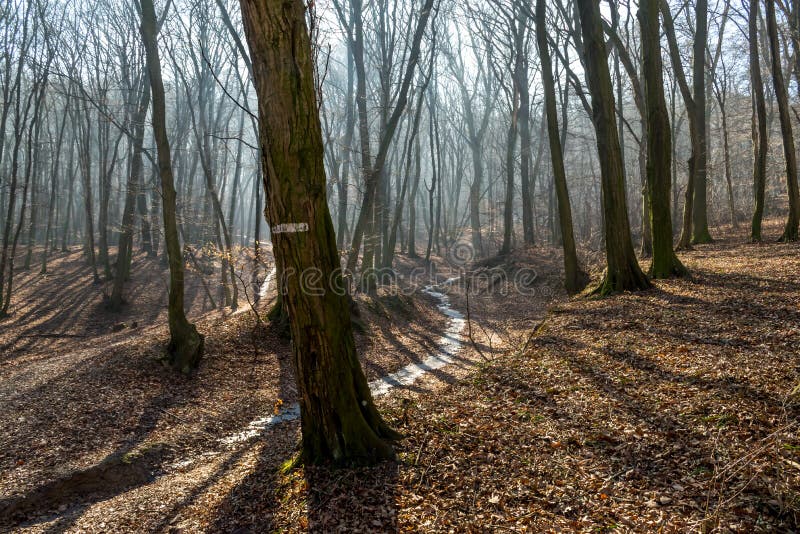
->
xmin=239 ymin=0 xmax=400 ymax=464
xmin=139 ymin=0 xmax=204 ymax=371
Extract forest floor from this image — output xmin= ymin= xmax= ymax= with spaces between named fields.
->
xmin=0 ymin=242 xmax=536 ymax=531
xmin=1 ymin=220 xmax=799 ymax=532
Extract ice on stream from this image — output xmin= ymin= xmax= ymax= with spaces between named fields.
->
xmin=221 ymin=278 xmax=465 ymax=445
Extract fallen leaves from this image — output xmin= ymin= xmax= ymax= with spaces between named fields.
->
xmin=257 ymin=225 xmax=800 ymax=532
xmin=3 ymin=224 xmax=800 ymax=532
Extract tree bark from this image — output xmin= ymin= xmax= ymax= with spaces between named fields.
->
xmin=577 ymin=0 xmax=651 ymax=295
xmin=74 ymin=106 xmax=100 ymax=283
xmin=516 ymin=1 xmax=534 ymax=246
xmin=239 ymin=0 xmax=400 ymax=465
xmin=766 ymin=0 xmax=800 ymax=242
xmin=750 ymin=0 xmax=768 ymax=242
xmin=689 ymin=0 xmax=712 ymax=244
xmin=639 ymin=0 xmax=687 ymax=279
xmin=535 ymin=0 xmax=587 ymax=293
xmin=140 ymin=0 xmax=204 ymax=372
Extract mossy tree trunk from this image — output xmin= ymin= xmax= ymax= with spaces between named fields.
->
xmin=639 ymin=0 xmax=687 ymax=279
xmin=577 ymin=0 xmax=651 ymax=296
xmin=239 ymin=0 xmax=400 ymax=465
xmin=535 ymin=0 xmax=588 ymax=294
xmin=750 ymin=0 xmax=768 ymax=242
xmin=139 ymin=0 xmax=204 ymax=373
xmin=766 ymin=0 xmax=800 ymax=242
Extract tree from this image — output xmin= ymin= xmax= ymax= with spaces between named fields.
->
xmin=576 ymin=0 xmax=651 ymax=295
xmin=444 ymin=30 xmax=493 ymax=258
xmin=515 ymin=0 xmax=534 ymax=246
xmin=534 ymin=0 xmax=587 ymax=293
xmin=344 ymin=0 xmax=435 ymax=280
xmin=639 ymin=0 xmax=686 ymax=278
xmin=689 ymin=0 xmax=711 ymax=244
xmin=660 ymin=0 xmax=710 ymax=247
xmin=238 ymin=0 xmax=400 ymax=464
xmin=711 ymin=56 xmax=737 ymax=229
xmin=765 ymin=0 xmax=800 ymax=242
xmin=750 ymin=0 xmax=768 ymax=242
xmin=110 ymin=71 xmax=150 ymax=312
xmin=383 ymin=52 xmax=434 ymax=269
xmin=139 ymin=0 xmax=204 ymax=372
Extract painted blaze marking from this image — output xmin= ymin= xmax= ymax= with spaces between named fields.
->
xmin=272 ymin=223 xmax=309 ymax=234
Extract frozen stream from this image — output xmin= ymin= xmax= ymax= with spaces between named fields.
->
xmin=222 ymin=277 xmax=465 ymax=444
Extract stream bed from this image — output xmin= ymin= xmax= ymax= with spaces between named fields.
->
xmin=222 ymin=279 xmax=465 ymax=444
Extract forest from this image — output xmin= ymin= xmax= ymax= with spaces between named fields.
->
xmin=0 ymin=0 xmax=799 ymax=531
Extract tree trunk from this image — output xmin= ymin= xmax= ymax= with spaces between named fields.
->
xmin=425 ymin=90 xmax=439 ymax=263
xmin=661 ymin=0 xmax=701 ymax=249
xmin=76 ymin=110 xmax=100 ymax=283
xmin=716 ymin=92 xmax=736 ymax=228
xmin=23 ymin=145 xmax=39 ymax=271
xmin=535 ymin=0 xmax=588 ymax=293
xmin=337 ymin=42 xmax=356 ymax=251
xmin=766 ymin=0 xmax=800 ymax=242
xmin=136 ymin=168 xmax=153 ymax=254
xmin=239 ymin=0 xmax=399 ymax=465
xmin=516 ymin=2 xmax=534 ymax=246
xmin=750 ymin=0 xmax=768 ymax=242
xmin=690 ymin=0 xmax=712 ymax=244
xmin=96 ymin=116 xmax=111 ymax=278
xmin=407 ymin=136 xmax=421 ymax=258
xmin=639 ymin=0 xmax=687 ymax=278
xmin=577 ymin=0 xmax=651 ymax=295
xmin=61 ymin=164 xmax=76 ymax=252
xmin=639 ymin=115 xmax=653 ymax=257
xmin=110 ymin=77 xmax=150 ymax=311
xmin=140 ymin=0 xmax=204 ymax=372
xmin=500 ymin=87 xmax=518 ymax=256
xmin=41 ymin=100 xmax=70 ymax=274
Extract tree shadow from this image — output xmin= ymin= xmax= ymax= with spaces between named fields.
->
xmin=0 ymin=251 xmax=206 ymax=363
xmin=305 ymin=462 xmax=399 ymax=532
xmin=0 ymin=391 xmax=174 ymax=530
xmin=206 ymin=437 xmax=399 ymax=533
xmin=519 ymin=326 xmax=799 ymax=527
